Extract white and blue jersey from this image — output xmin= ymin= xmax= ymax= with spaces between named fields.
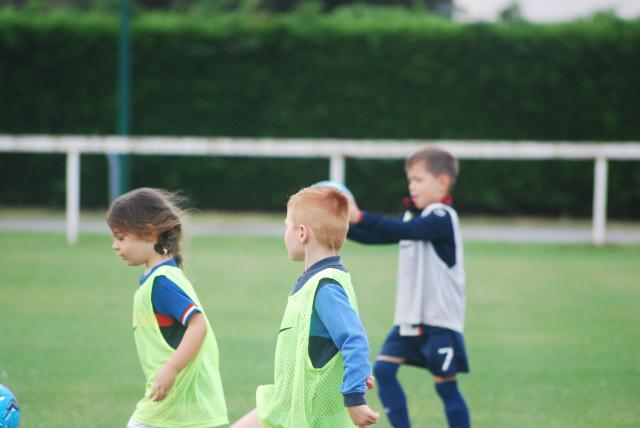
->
xmin=291 ymin=256 xmax=372 ymax=407
xmin=348 ymin=202 xmax=465 ymax=333
xmin=348 ymin=201 xmax=469 ymax=375
xmin=138 ymin=259 xmax=200 ymax=349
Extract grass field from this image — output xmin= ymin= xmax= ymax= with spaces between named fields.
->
xmin=2 ymin=231 xmax=640 ymax=427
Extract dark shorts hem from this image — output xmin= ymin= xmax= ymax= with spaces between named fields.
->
xmin=378 ymin=325 xmax=470 ymax=377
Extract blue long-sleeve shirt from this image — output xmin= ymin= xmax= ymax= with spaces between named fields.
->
xmin=292 ymin=256 xmax=371 ymax=407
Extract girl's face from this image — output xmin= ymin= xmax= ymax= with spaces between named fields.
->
xmin=111 ymin=229 xmax=156 ymax=267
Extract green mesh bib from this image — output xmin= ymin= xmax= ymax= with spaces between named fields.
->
xmin=256 ymin=268 xmax=359 ymax=428
xmin=132 ymin=265 xmax=228 ymax=428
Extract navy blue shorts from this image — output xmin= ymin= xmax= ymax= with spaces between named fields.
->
xmin=379 ymin=325 xmax=469 ymax=377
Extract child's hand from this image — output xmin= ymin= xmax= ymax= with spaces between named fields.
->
xmin=347 ymin=404 xmax=379 ymax=427
xmin=366 ymin=374 xmax=376 ymax=390
xmin=148 ymin=364 xmax=179 ymax=401
xmin=347 ymin=196 xmax=362 ymax=223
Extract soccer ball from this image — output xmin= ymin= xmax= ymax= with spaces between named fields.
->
xmin=0 ymin=384 xmax=19 ymax=428
xmin=311 ymin=180 xmax=354 ymax=199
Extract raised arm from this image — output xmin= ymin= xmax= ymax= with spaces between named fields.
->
xmin=352 ymin=209 xmax=453 ymax=242
xmin=346 ymin=195 xmax=400 ymax=245
xmin=348 ymin=219 xmax=401 ymax=244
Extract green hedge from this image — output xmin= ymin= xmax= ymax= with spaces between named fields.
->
xmin=1 ymin=10 xmax=639 ymax=217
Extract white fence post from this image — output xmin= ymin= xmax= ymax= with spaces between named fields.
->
xmin=66 ymin=150 xmax=80 ymax=246
xmin=592 ymin=157 xmax=608 ymax=246
xmin=330 ymin=154 xmax=346 ymax=184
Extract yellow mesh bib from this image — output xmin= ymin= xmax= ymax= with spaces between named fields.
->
xmin=132 ymin=265 xmax=228 ymax=428
xmin=256 ymin=268 xmax=359 ymax=428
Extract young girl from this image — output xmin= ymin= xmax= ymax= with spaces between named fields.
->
xmin=107 ymin=188 xmax=228 ymax=428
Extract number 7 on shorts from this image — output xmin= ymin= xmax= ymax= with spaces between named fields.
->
xmin=438 ymin=347 xmax=454 ymax=372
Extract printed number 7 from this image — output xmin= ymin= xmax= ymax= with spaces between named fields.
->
xmin=438 ymin=347 xmax=454 ymax=371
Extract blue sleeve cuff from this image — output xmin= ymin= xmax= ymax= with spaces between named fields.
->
xmin=181 ymin=305 xmax=201 ymax=325
xmin=344 ymin=393 xmax=366 ymax=407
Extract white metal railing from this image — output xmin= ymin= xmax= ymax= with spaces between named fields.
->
xmin=2 ymin=135 xmax=640 ymax=246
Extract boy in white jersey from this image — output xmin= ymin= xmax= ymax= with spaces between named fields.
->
xmin=347 ymin=147 xmax=470 ymax=428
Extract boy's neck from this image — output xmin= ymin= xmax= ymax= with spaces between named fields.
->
xmin=304 ymin=244 xmax=339 ymax=271
xmin=421 ymin=193 xmax=452 ymax=209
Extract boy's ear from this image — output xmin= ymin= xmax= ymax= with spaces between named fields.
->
xmin=438 ymin=173 xmax=452 ymax=190
xmin=298 ymin=224 xmax=310 ymax=244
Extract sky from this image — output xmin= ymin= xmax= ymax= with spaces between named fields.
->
xmin=455 ymin=0 xmax=640 ymax=22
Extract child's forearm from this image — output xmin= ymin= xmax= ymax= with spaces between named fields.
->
xmin=359 ymin=210 xmax=452 ymax=241
xmin=166 ymin=312 xmax=207 ymax=372
xmin=147 ymin=312 xmax=207 ymax=401
xmin=348 ymin=217 xmax=398 ymax=244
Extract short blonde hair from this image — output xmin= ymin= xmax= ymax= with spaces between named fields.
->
xmin=287 ymin=186 xmax=349 ymax=251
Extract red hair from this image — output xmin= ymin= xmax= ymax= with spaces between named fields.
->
xmin=287 ymin=186 xmax=349 ymax=251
